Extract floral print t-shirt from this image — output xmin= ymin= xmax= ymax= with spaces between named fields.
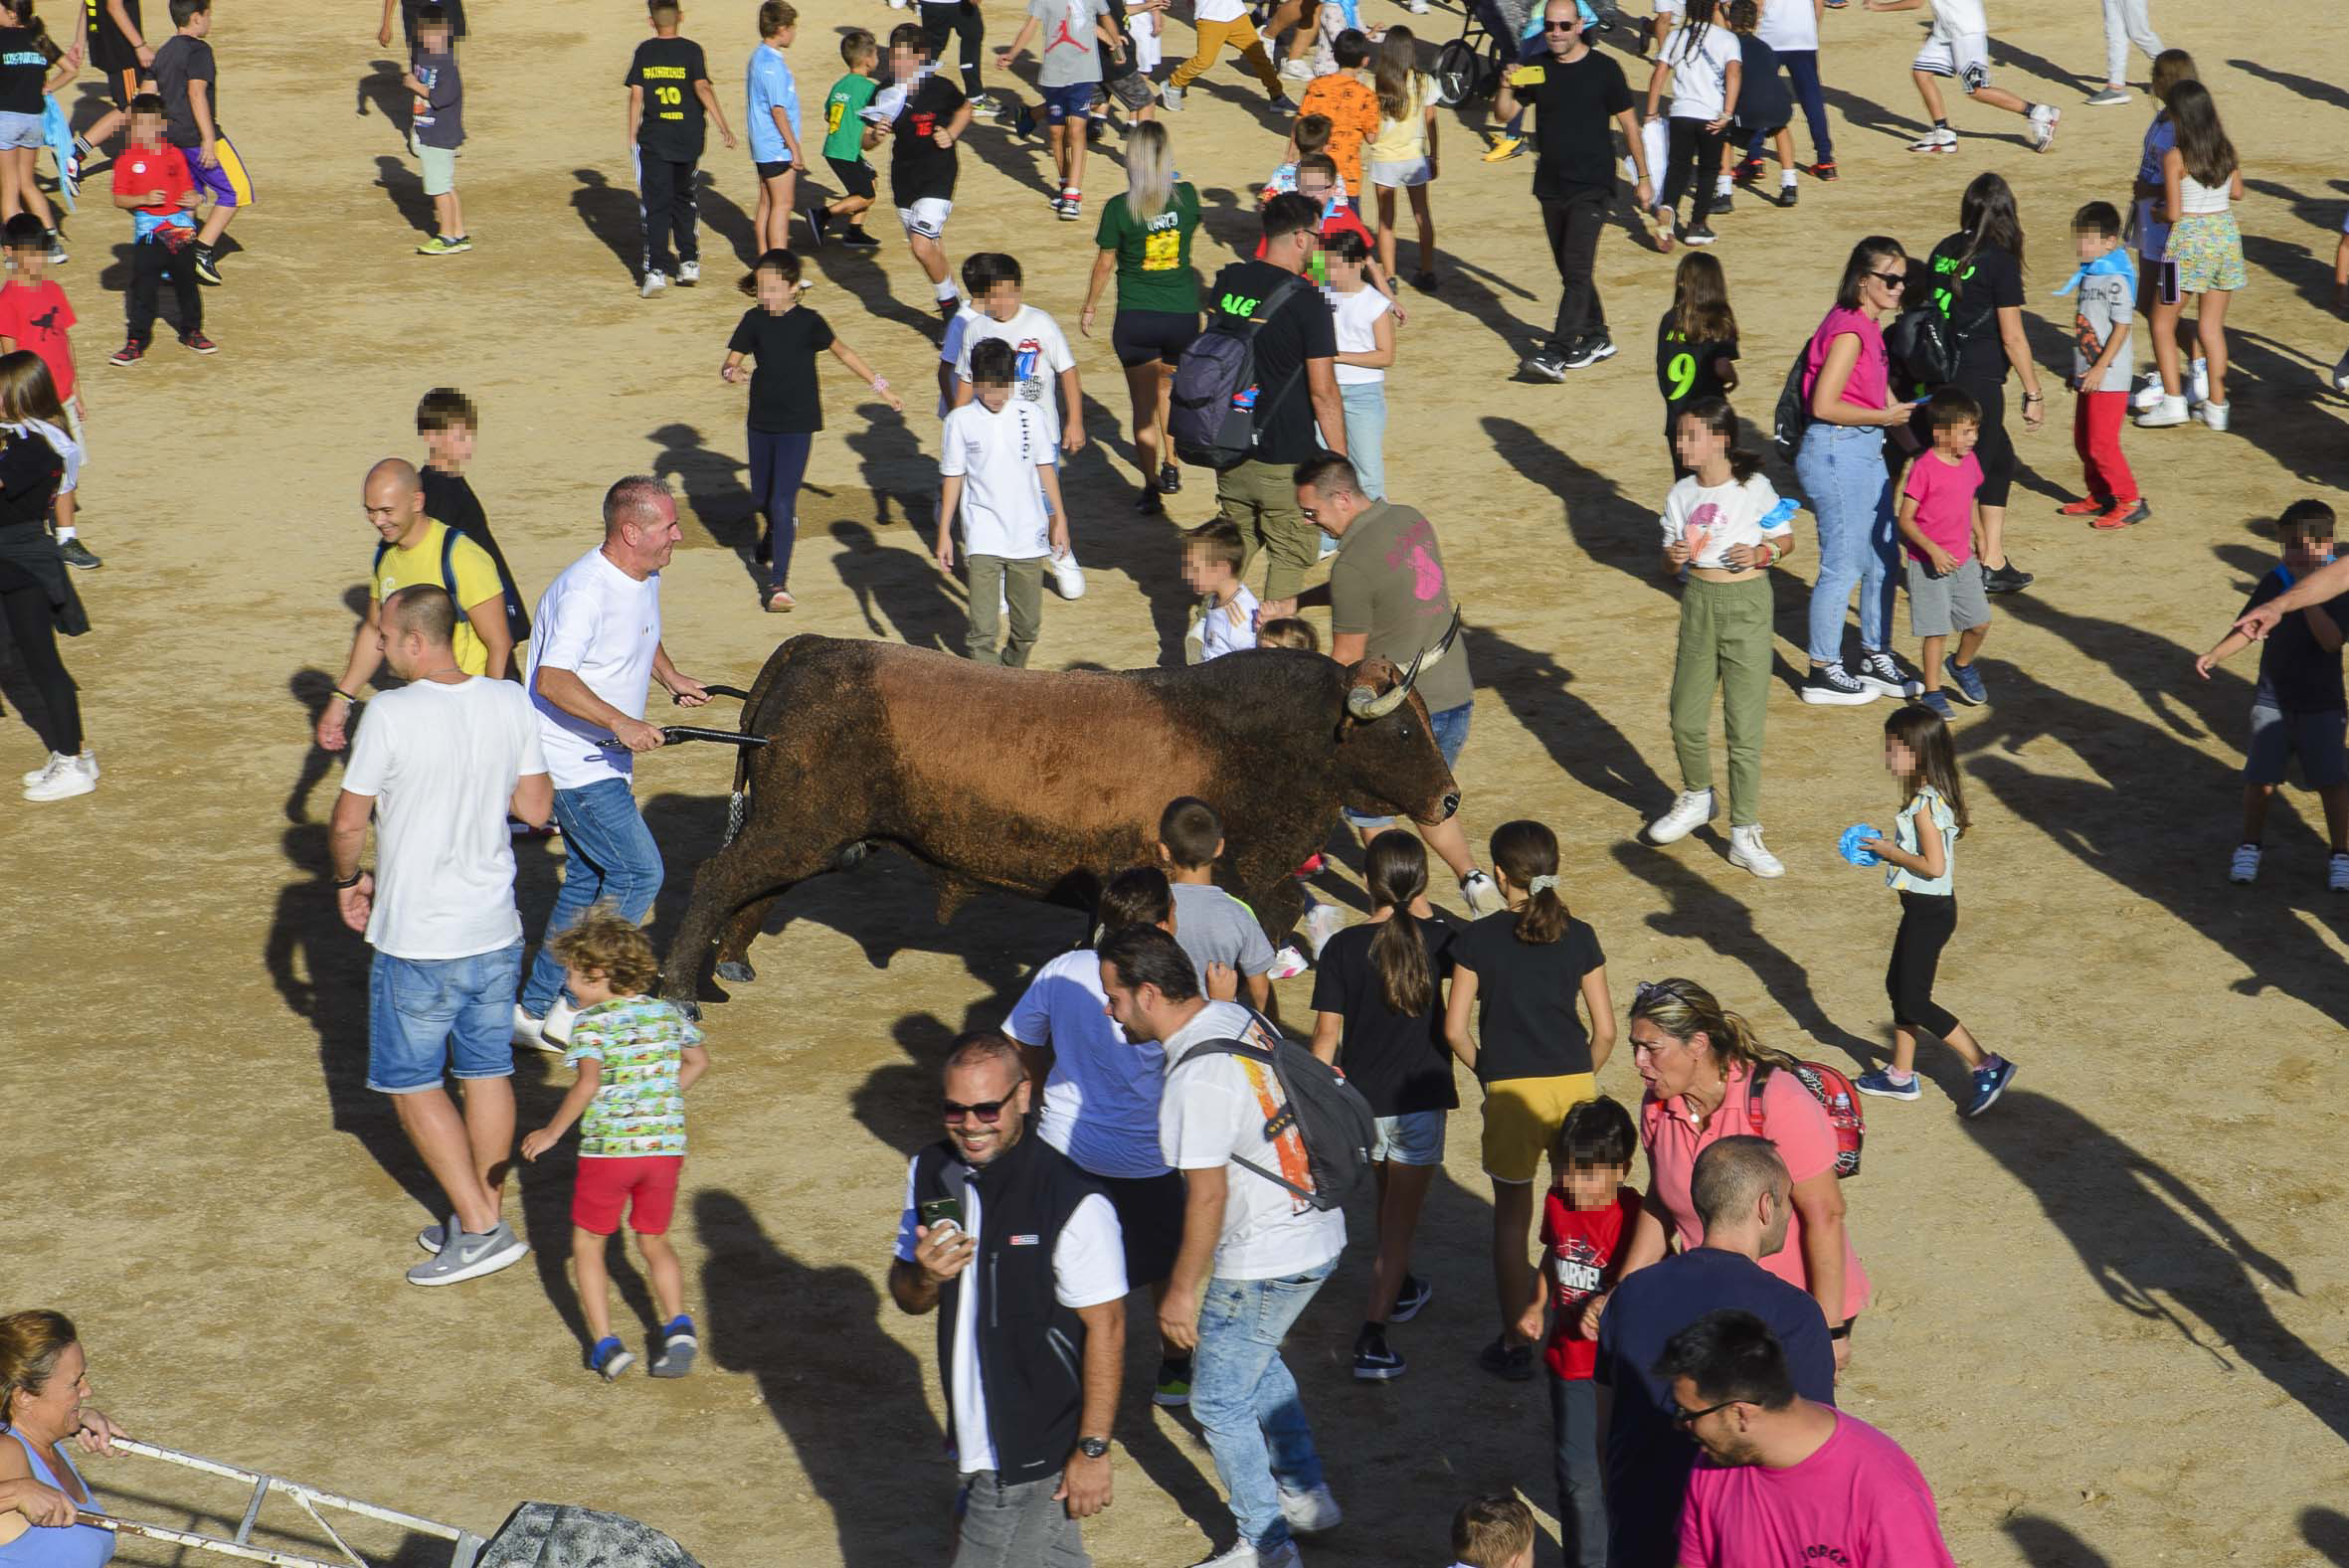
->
xmin=565 ymin=995 xmax=703 ymax=1157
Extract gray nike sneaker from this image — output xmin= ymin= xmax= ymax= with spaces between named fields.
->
xmin=406 ymin=1220 xmax=527 ymax=1286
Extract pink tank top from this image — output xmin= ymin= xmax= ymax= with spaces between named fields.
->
xmin=1802 ymin=307 xmax=1890 ymax=414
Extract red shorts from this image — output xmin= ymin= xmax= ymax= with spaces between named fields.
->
xmin=572 ymin=1154 xmax=683 ymax=1236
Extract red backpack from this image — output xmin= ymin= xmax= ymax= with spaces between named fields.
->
xmin=1747 ymin=1061 xmax=1865 ymax=1179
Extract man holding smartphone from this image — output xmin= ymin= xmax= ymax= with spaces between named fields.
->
xmin=890 ymin=1033 xmax=1129 ymax=1565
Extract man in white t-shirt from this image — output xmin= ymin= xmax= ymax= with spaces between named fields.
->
xmin=1100 ymin=924 xmax=1345 ymax=1568
xmin=514 ymin=476 xmax=711 ymax=1048
xmin=890 ymin=1034 xmax=1128 ymax=1566
xmin=330 ymin=584 xmax=551 ymax=1288
xmin=1864 ymin=0 xmax=2057 ymax=152
xmin=937 ymin=337 xmax=1072 ymax=666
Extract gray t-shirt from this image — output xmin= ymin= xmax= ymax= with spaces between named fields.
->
xmin=1171 ymin=883 xmax=1277 ymax=986
xmin=2071 ymin=268 xmax=2134 ymax=394
xmin=1029 ymin=0 xmax=1111 ymax=86
xmin=1329 ymin=500 xmax=1474 ymax=717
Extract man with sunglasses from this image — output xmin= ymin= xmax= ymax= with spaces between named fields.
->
xmin=890 ymin=1033 xmax=1129 ymax=1566
xmin=1587 ymin=1136 xmax=1833 ymax=1568
xmin=1495 ymin=1 xmax=1654 ymax=381
xmin=1658 ymin=1308 xmax=1955 ymax=1567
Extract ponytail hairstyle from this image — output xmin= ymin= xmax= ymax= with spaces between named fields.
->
xmin=1670 ymin=250 xmax=1737 ymax=349
xmin=1883 ymin=704 xmax=1971 ymax=834
xmin=1675 ymin=395 xmax=1761 ymax=483
xmin=1364 ymin=830 xmax=1434 ymax=1016
xmin=1628 ymin=976 xmax=1802 ymax=1079
xmin=1490 ymin=819 xmax=1568 ymax=945
xmin=2165 ymin=80 xmax=2237 ymax=189
xmin=0 ymin=1309 xmax=79 ymax=1433
xmin=1373 ymin=26 xmax=1418 ymax=123
xmin=1955 ymin=170 xmax=2026 ymax=276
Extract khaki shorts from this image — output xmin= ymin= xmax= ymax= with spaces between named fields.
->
xmin=1480 ymin=1072 xmax=1597 ymax=1185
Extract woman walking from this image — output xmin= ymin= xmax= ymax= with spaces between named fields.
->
xmin=0 ymin=352 xmax=91 ymax=800
xmin=1081 ymin=120 xmax=1201 ymax=511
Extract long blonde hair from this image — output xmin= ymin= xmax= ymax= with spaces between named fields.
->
xmin=1126 ymin=119 xmax=1174 ymax=223
xmin=1628 ymin=977 xmax=1801 ymax=1079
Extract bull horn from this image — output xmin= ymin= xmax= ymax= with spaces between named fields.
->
xmin=1409 ymin=608 xmax=1465 ymax=681
xmin=1348 ymin=673 xmax=1412 ymax=721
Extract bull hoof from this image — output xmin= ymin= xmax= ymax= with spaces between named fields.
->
xmin=674 ymin=996 xmax=702 ymax=1022
xmin=714 ymin=958 xmax=756 ymax=984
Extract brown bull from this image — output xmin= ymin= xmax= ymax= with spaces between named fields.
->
xmin=657 ymin=629 xmax=1464 ymax=1010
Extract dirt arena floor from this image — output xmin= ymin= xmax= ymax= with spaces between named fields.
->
xmin=11 ymin=0 xmax=2349 ymax=1562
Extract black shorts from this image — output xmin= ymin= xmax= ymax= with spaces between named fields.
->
xmin=1111 ymin=307 xmax=1199 ymax=369
xmin=1097 ymin=1169 xmax=1184 ymax=1289
xmin=101 ymin=63 xmax=140 ymax=110
xmin=755 ymin=159 xmax=794 ymax=182
xmin=826 ymin=154 xmax=875 ymax=200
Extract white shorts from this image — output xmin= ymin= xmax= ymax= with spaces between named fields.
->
xmin=897 ymin=197 xmax=953 ymax=239
xmin=1913 ymin=30 xmax=1992 ymax=91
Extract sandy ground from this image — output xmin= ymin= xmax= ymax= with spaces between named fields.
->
xmin=10 ymin=0 xmax=2349 ymax=1564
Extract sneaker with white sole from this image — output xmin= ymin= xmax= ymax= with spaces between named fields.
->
xmin=2026 ymin=102 xmax=2059 ymax=151
xmin=1268 ymin=944 xmax=1311 ymax=980
xmin=1459 ymin=869 xmax=1504 ymax=917
xmin=1853 ymin=649 xmax=1919 ymax=697
xmin=21 ymin=750 xmax=97 ymax=787
xmin=2190 ymin=357 xmax=2209 ymax=407
xmin=2332 ymin=347 xmax=2349 ymax=394
xmin=1390 ymin=1271 xmax=1432 ymax=1321
xmin=1279 ymin=56 xmax=1314 ymax=80
xmin=2136 ymin=393 xmax=2189 ymax=428
xmin=649 ymin=1314 xmax=699 ymax=1376
xmin=1908 ymin=125 xmax=1957 ymax=153
xmin=1304 ymin=899 xmax=1346 ymax=958
xmin=1727 ymin=824 xmax=1785 ymax=878
xmin=2083 ymin=85 xmax=2130 ymax=105
xmin=543 ymin=996 xmax=579 ymax=1046
xmin=1279 ymin=1483 xmax=1342 ymax=1533
xmin=2199 ymin=400 xmax=2231 ymax=432
xmin=2130 ymin=371 xmax=2165 ymax=413
xmin=590 ymin=1336 xmax=635 ymax=1380
xmin=1353 ymin=1326 xmax=1405 ymax=1380
xmin=1160 ymin=83 xmax=1184 ymax=109
xmin=1853 ymin=1068 xmax=1921 ymax=1101
xmin=23 ymin=751 xmax=96 ymax=801
xmin=1801 ymin=662 xmax=1875 ymax=705
xmin=1050 ymin=551 xmax=1086 ymax=600
xmin=678 ymin=261 xmax=702 ymax=284
xmin=639 ymin=271 xmax=666 ymax=298
xmin=2331 ymin=854 xmax=2349 ymax=894
xmin=405 ymin=1220 xmax=527 ymax=1286
xmin=1647 ymin=787 xmax=1717 ymax=844
xmin=2228 ymin=843 xmax=2260 ymax=883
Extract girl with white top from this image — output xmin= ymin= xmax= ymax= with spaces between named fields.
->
xmin=2137 ymin=78 xmax=2245 ymax=432
xmin=1646 ymin=396 xmax=1797 ymax=879
xmin=1642 ymin=0 xmax=1740 ymax=251
xmin=1365 ymin=28 xmax=1438 ymax=290
xmin=1323 ymin=226 xmax=1395 ymax=500
xmin=1854 ymin=704 xmax=2016 ymax=1117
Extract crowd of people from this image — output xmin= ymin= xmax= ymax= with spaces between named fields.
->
xmin=4 ymin=0 xmax=2346 ymax=1563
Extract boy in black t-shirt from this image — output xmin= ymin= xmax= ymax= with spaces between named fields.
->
xmin=626 ymin=0 xmax=736 ymax=295
xmin=151 ymin=0 xmax=248 ymax=286
xmin=2197 ymin=500 xmax=2349 ymax=890
xmin=877 ymin=23 xmax=972 ymax=321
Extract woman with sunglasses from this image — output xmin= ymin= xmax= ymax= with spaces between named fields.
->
xmin=1608 ymin=977 xmax=1869 ymax=1370
xmin=1796 ymin=236 xmax=1923 ymax=710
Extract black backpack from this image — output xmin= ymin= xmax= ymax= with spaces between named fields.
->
xmin=1170 ymin=274 xmax=1311 ymax=471
xmin=1771 ymin=343 xmax=1814 ymax=461
xmin=1885 ymin=301 xmax=1959 ymax=391
xmin=1169 ymin=1010 xmax=1373 ymax=1212
xmin=374 ymin=523 xmax=531 ymax=646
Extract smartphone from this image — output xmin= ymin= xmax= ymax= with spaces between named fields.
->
xmin=919 ymin=1196 xmax=964 ymax=1237
xmin=2157 ymin=258 xmax=2180 ymax=307
xmin=1512 ymin=64 xmax=1545 ymax=86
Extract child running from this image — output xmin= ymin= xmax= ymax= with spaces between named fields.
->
xmin=2195 ymin=499 xmax=2349 ymax=892
xmin=518 ymin=908 xmax=712 ymax=1379
xmin=814 ymin=30 xmax=882 ymax=248
xmin=721 ymin=248 xmax=902 ymax=612
xmin=1865 ymin=0 xmax=2058 ymax=155
xmin=2055 ymin=201 xmax=2144 ymax=528
xmin=1896 ymin=386 xmax=1993 ymax=719
xmin=1655 ymin=250 xmax=1737 ymax=476
xmin=1854 ymin=705 xmax=2016 ymax=1117
xmin=935 ymin=336 xmax=1067 ymax=664
xmin=879 ymin=22 xmax=971 ymax=321
xmin=1646 ymin=397 xmax=1795 ymax=874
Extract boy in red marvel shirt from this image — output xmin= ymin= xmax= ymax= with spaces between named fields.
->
xmin=0 ymin=213 xmax=91 ymax=567
xmin=1527 ymin=1096 xmax=1640 ymax=1568
xmin=106 ymin=92 xmax=211 ymax=367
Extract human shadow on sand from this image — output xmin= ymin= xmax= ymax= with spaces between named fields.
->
xmin=2304 ymin=1506 xmax=2349 ymax=1564
xmin=829 ymin=518 xmax=968 ymax=651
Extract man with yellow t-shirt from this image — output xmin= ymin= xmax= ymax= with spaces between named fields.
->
xmin=317 ymin=457 xmax=515 ymax=752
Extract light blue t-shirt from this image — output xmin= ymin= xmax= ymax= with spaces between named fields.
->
xmin=1887 ymin=784 xmax=1957 ymax=896
xmin=746 ymin=43 xmax=800 ymax=164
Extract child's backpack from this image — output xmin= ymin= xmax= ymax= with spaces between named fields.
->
xmin=1770 ymin=343 xmax=1813 ymax=462
xmin=373 ymin=522 xmax=532 ymax=647
xmin=1747 ymin=1059 xmax=1866 ymax=1179
xmin=1170 ymin=274 xmax=1311 ymax=471
xmin=1169 ymin=1010 xmax=1374 ymax=1211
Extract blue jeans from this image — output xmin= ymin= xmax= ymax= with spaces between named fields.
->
xmin=1747 ymin=48 xmax=1831 ymax=163
xmin=367 ymin=941 xmax=524 ymax=1093
xmin=522 ymin=778 xmax=665 ymax=1014
xmin=1339 ymin=382 xmax=1387 ymax=500
xmin=1796 ymin=423 xmax=1897 ymax=666
xmin=1191 ymin=1257 xmax=1338 ymax=1551
xmin=751 ymin=429 xmax=813 ymax=595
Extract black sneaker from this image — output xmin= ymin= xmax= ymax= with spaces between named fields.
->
xmin=1134 ymin=488 xmax=1165 ymax=515
xmin=1354 ymin=1327 xmax=1406 ymax=1381
xmin=1390 ymin=1272 xmax=1433 ymax=1322
xmin=59 ymin=538 xmax=101 ymax=570
xmin=1521 ymin=350 xmax=1569 ymax=382
xmin=1158 ymin=461 xmax=1181 ymax=494
xmin=1562 ymin=332 xmax=1616 ymax=369
xmin=1801 ymin=661 xmax=1876 ymax=706
xmin=193 ymin=246 xmax=223 ymax=285
xmin=1477 ymin=1334 xmax=1535 ymax=1382
xmin=1983 ymin=560 xmax=2035 ymax=594
xmin=1853 ymin=649 xmax=1917 ymax=697
xmin=1683 ymin=223 xmax=1718 ymax=246
xmin=1711 ymin=189 xmax=1734 ymax=213
xmin=838 ymin=226 xmax=882 ymax=251
xmin=802 ymin=205 xmax=827 ymax=248
xmin=1154 ymin=1355 xmax=1193 ymax=1408
xmin=1779 ymin=182 xmax=1799 ymax=208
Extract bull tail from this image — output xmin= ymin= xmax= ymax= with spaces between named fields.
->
xmin=721 ymin=637 xmax=808 ymax=849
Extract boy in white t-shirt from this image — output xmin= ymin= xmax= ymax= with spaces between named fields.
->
xmin=1181 ymin=520 xmax=1261 ymax=663
xmin=950 ymin=251 xmax=1088 ymax=601
xmin=936 ymin=337 xmax=1070 ymax=666
xmin=1863 ymin=0 xmax=2058 ymax=152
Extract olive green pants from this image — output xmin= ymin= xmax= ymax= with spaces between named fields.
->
xmin=966 ymin=554 xmax=1045 ymax=667
xmin=1670 ymin=575 xmax=1773 ymax=827
xmin=1216 ymin=457 xmax=1321 ymax=603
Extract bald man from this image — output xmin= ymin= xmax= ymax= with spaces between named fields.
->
xmin=317 ymin=457 xmax=517 ymax=753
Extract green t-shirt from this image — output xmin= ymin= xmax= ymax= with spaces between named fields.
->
xmin=821 ymin=72 xmax=879 ymax=162
xmin=1095 ymin=183 xmax=1202 ymax=315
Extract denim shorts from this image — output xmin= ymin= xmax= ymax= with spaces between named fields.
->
xmin=1369 ymin=1110 xmax=1446 ymax=1165
xmin=2246 ymin=704 xmax=2349 ymax=787
xmin=1348 ymin=698 xmax=1471 ymax=828
xmin=0 ymin=111 xmax=44 ymax=150
xmin=1040 ymin=81 xmax=1098 ymax=124
xmin=367 ymin=941 xmax=524 ymax=1093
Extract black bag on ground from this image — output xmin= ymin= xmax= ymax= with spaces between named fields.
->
xmin=1169 ymin=275 xmax=1310 ymax=471
xmin=1169 ymin=1010 xmax=1373 ymax=1210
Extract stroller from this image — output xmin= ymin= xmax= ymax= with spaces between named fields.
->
xmin=1431 ymin=0 xmax=1639 ymax=106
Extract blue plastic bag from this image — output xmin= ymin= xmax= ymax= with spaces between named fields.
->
xmin=1838 ymin=824 xmax=1882 ymax=868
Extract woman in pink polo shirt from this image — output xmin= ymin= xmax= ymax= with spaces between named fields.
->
xmin=1616 ymin=976 xmax=1869 ymax=1368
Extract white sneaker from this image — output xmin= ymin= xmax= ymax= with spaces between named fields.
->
xmin=1268 ymin=944 xmax=1311 ymax=980
xmin=1303 ymin=899 xmax=1346 ymax=958
xmin=1186 ymin=1542 xmax=1301 ymax=1568
xmin=639 ymin=270 xmax=666 ymax=298
xmin=2189 ymin=356 xmax=2209 ymax=407
xmin=1279 ymin=57 xmax=1314 ymax=80
xmin=1050 ymin=550 xmax=1087 ymax=600
xmin=677 ymin=260 xmax=702 ymax=285
xmin=2027 ymin=102 xmax=2059 ymax=152
xmin=2135 ymin=393 xmax=2190 ymax=428
xmin=512 ymin=1003 xmax=554 ymax=1052
xmin=2229 ymin=843 xmax=2260 ymax=884
xmin=1279 ymin=1484 xmax=1342 ymax=1533
xmin=20 ymin=750 xmax=90 ymax=787
xmin=2330 ymin=347 xmax=2349 ymax=394
xmin=1907 ymin=126 xmax=1957 ymax=153
xmin=1160 ymin=83 xmax=1184 ymax=109
xmin=1459 ymin=869 xmax=1504 ymax=918
xmin=1647 ymin=787 xmax=1717 ymax=845
xmin=22 ymin=751 xmax=95 ymax=801
xmin=1727 ymin=824 xmax=1785 ymax=879
xmin=2130 ymin=372 xmax=2166 ymax=413
xmin=2199 ymin=399 xmax=2230 ymax=432
xmin=543 ymin=995 xmax=580 ymax=1047
xmin=2331 ymin=854 xmax=2349 ymax=894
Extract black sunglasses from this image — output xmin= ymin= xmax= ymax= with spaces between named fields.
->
xmin=1673 ymin=1396 xmax=1740 ymax=1429
xmin=1542 ymin=17 xmax=1579 ymax=28
xmin=943 ymin=1097 xmax=1011 ymax=1124
xmin=1871 ymin=270 xmax=1908 ymax=287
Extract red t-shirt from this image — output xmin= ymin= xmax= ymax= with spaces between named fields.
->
xmin=1538 ymin=1185 xmax=1641 ymax=1379
xmin=112 ymin=140 xmax=197 ymax=221
xmin=0 ymin=280 xmax=76 ymax=403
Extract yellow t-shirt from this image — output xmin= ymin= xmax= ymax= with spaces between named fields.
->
xmin=371 ymin=517 xmax=506 ymax=675
xmin=1365 ymin=73 xmax=1432 ymax=165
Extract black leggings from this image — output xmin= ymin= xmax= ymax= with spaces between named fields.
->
xmin=0 ymin=566 xmax=82 ymax=756
xmin=1659 ymin=116 xmax=1726 ymax=226
xmin=1886 ymin=891 xmax=1958 ymax=1038
xmin=919 ymin=0 xmax=986 ymax=96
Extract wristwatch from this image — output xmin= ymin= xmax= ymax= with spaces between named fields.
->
xmin=1076 ymin=1436 xmax=1111 ymax=1460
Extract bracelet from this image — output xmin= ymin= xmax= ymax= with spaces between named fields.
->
xmin=871 ymin=376 xmax=890 ymax=392
xmin=333 ymin=870 xmax=364 ymax=890
xmin=331 ymin=688 xmax=358 ymax=704
xmin=1829 ymin=1322 xmax=1852 ymax=1341
xmin=2023 ymin=392 xmax=2044 ymax=403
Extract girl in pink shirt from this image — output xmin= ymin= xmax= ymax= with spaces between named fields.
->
xmin=1614 ymin=977 xmax=1871 ymax=1365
